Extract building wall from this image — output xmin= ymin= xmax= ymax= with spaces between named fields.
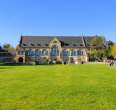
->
xmin=16 ymin=38 xmax=88 ymax=64
xmin=16 ymin=47 xmax=88 ymax=64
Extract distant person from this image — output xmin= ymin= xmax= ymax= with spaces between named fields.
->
xmin=110 ymin=60 xmax=114 ymax=67
xmin=81 ymin=61 xmax=84 ymax=64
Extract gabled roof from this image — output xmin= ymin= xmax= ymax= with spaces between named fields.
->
xmin=19 ymin=36 xmax=106 ymax=48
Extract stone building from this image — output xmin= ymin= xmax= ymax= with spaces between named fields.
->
xmin=16 ymin=36 xmax=105 ymax=64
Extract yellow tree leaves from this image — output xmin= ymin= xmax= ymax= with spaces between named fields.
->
xmin=111 ymin=44 xmax=116 ymax=59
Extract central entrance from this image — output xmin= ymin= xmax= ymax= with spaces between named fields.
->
xmin=18 ymin=57 xmax=23 ymax=63
xmin=50 ymin=45 xmax=59 ymax=61
xmin=50 ymin=38 xmax=61 ymax=63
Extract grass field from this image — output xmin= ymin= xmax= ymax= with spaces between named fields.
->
xmin=0 ymin=64 xmax=116 ymax=110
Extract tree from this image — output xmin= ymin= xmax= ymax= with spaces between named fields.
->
xmin=104 ymin=40 xmax=114 ymax=59
xmin=111 ymin=44 xmax=116 ymax=59
xmin=107 ymin=40 xmax=114 ymax=46
xmin=91 ymin=36 xmax=105 ymax=49
xmin=3 ymin=43 xmax=15 ymax=51
xmin=3 ymin=43 xmax=13 ymax=49
xmin=89 ymin=36 xmax=106 ymax=61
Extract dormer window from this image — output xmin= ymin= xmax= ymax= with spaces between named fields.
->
xmin=45 ymin=44 xmax=48 ymax=46
xmin=80 ymin=44 xmax=83 ymax=46
xmin=37 ymin=44 xmax=41 ymax=46
xmin=31 ymin=43 xmax=34 ymax=46
xmin=64 ymin=43 xmax=69 ymax=46
xmin=23 ymin=44 xmax=27 ymax=46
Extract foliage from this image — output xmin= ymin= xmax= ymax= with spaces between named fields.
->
xmin=104 ymin=41 xmax=114 ymax=59
xmin=88 ymin=36 xmax=105 ymax=61
xmin=111 ymin=44 xmax=116 ymax=59
xmin=3 ymin=43 xmax=14 ymax=50
xmin=3 ymin=43 xmax=12 ymax=48
xmin=91 ymin=36 xmax=105 ymax=48
xmin=89 ymin=37 xmax=115 ymax=61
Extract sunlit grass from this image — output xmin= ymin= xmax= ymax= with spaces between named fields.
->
xmin=0 ymin=64 xmax=116 ymax=110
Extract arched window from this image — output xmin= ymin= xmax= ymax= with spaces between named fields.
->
xmin=35 ymin=49 xmax=42 ymax=56
xmin=70 ymin=50 xmax=77 ymax=56
xmin=28 ymin=49 xmax=35 ymax=56
xmin=25 ymin=50 xmax=29 ymax=56
xmin=71 ymin=50 xmax=76 ymax=56
xmin=35 ymin=49 xmax=39 ymax=56
xmin=63 ymin=49 xmax=69 ymax=56
xmin=50 ymin=45 xmax=59 ymax=56
xmin=42 ymin=49 xmax=48 ymax=56
xmin=78 ymin=50 xmax=82 ymax=56
xmin=70 ymin=50 xmax=73 ymax=56
xmin=73 ymin=50 xmax=77 ymax=56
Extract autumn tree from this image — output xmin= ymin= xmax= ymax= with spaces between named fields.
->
xmin=111 ymin=44 xmax=116 ymax=59
xmin=89 ymin=36 xmax=106 ymax=61
xmin=91 ymin=36 xmax=105 ymax=49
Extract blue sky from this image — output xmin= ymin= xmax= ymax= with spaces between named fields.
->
xmin=0 ymin=0 xmax=116 ymax=46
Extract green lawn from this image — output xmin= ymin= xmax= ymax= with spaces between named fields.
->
xmin=0 ymin=64 xmax=116 ymax=110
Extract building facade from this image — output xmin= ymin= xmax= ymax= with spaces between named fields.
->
xmin=16 ymin=36 xmax=105 ymax=64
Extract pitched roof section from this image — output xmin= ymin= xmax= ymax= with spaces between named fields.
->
xmin=20 ymin=36 xmax=53 ymax=48
xmin=20 ymin=36 xmax=105 ymax=48
xmin=84 ymin=36 xmax=106 ymax=48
